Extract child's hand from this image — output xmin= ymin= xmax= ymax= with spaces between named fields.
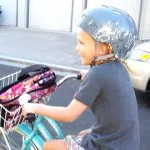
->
xmin=22 ymin=103 xmax=37 ymax=117
xmin=80 ymin=69 xmax=89 ymax=80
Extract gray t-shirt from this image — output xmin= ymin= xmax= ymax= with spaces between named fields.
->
xmin=74 ymin=60 xmax=140 ymax=150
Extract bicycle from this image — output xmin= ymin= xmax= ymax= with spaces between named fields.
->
xmin=0 ymin=70 xmax=80 ymax=150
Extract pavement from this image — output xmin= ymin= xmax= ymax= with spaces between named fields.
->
xmin=0 ymin=26 xmax=89 ymax=75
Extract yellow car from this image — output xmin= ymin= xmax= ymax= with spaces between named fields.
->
xmin=126 ymin=41 xmax=150 ymax=98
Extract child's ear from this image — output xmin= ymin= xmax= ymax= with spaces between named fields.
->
xmin=96 ymin=43 xmax=108 ymax=55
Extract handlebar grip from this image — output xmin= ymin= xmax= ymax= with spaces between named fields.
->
xmin=77 ymin=74 xmax=82 ymax=80
xmin=27 ymin=113 xmax=36 ymax=123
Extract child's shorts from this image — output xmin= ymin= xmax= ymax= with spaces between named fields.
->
xmin=64 ymin=135 xmax=85 ymax=150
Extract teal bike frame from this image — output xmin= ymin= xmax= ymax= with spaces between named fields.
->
xmin=16 ymin=115 xmax=64 ymax=150
xmin=14 ymin=74 xmax=78 ymax=150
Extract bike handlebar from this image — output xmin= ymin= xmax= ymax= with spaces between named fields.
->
xmin=56 ymin=73 xmax=81 ymax=86
xmin=26 ymin=73 xmax=81 ymax=124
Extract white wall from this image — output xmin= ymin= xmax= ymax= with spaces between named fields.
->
xmin=0 ymin=0 xmax=141 ymax=30
xmin=139 ymin=0 xmax=150 ymax=40
xmin=0 ymin=0 xmax=149 ymax=40
xmin=0 ymin=0 xmax=17 ymax=26
xmin=29 ymin=0 xmax=73 ymax=31
xmin=72 ymin=0 xmax=83 ymax=32
xmin=17 ymin=0 xmax=28 ymax=27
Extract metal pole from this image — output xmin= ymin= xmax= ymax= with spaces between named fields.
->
xmin=82 ymin=0 xmax=87 ymax=10
xmin=16 ymin=0 xmax=18 ymax=27
xmin=137 ymin=0 xmax=143 ymax=39
xmin=70 ymin=0 xmax=74 ymax=32
xmin=26 ymin=0 xmax=30 ymax=28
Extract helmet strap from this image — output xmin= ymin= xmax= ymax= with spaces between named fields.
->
xmin=92 ymin=41 xmax=99 ymax=63
xmin=94 ymin=53 xmax=115 ymax=61
xmin=91 ymin=42 xmax=115 ymax=66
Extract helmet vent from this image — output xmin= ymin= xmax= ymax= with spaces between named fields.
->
xmin=113 ymin=10 xmax=122 ymax=15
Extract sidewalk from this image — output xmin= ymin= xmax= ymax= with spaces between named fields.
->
xmin=0 ymin=26 xmax=88 ymax=74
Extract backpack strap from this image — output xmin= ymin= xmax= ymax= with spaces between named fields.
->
xmin=18 ymin=64 xmax=50 ymax=81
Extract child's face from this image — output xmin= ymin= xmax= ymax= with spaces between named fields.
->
xmin=76 ymin=28 xmax=96 ymax=65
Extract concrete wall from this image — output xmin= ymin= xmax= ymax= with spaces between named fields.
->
xmin=28 ymin=0 xmax=73 ymax=31
xmin=17 ymin=0 xmax=28 ymax=27
xmin=138 ymin=0 xmax=150 ymax=40
xmin=0 ymin=0 xmax=149 ymax=40
xmin=0 ymin=0 xmax=17 ymax=26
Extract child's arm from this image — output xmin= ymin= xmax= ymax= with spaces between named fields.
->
xmin=22 ymin=98 xmax=88 ymax=122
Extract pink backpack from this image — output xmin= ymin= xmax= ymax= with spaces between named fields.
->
xmin=0 ymin=64 xmax=57 ymax=128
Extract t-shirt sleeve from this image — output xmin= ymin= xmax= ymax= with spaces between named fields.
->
xmin=74 ymin=67 xmax=104 ymax=106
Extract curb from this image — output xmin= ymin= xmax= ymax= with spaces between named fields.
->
xmin=0 ymin=55 xmax=82 ymax=74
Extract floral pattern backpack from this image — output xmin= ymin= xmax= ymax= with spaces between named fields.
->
xmin=0 ymin=64 xmax=57 ymax=128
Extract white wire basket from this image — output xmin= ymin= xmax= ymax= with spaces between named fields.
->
xmin=0 ymin=71 xmax=25 ymax=132
xmin=0 ymin=71 xmax=21 ymax=91
xmin=0 ymin=71 xmax=51 ymax=133
xmin=0 ymin=104 xmax=24 ymax=131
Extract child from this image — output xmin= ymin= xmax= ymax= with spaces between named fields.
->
xmin=22 ymin=5 xmax=140 ymax=150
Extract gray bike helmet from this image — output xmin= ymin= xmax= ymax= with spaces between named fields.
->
xmin=76 ymin=5 xmax=137 ymax=59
